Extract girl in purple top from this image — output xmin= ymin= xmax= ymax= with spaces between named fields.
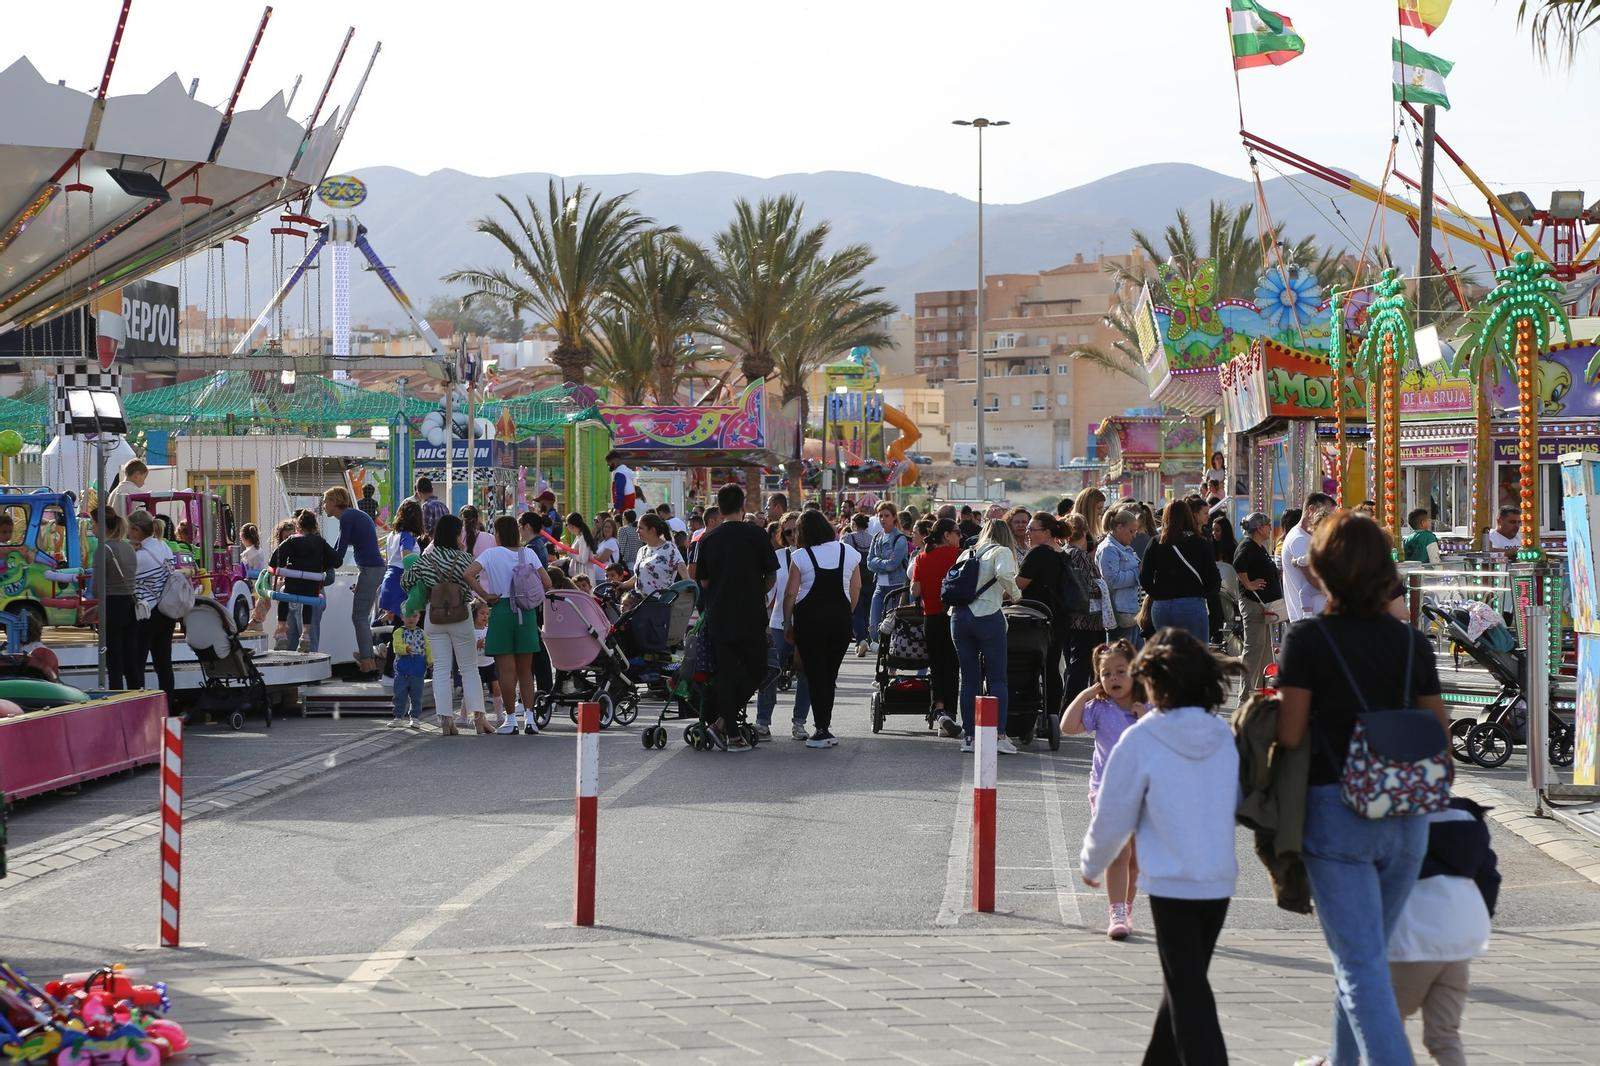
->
xmin=1061 ymin=638 xmax=1146 ymax=940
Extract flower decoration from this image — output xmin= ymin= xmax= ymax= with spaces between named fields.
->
xmin=1254 ymin=267 xmax=1323 ymax=333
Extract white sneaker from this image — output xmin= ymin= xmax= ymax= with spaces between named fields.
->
xmin=996 ymin=736 xmax=1019 ymax=755
xmin=791 ymin=724 xmax=809 ymax=741
xmin=936 ymin=714 xmax=959 ymax=738
xmin=960 ymin=736 xmax=974 ymax=753
xmin=521 ymin=714 xmax=541 ymax=735
xmin=494 ymin=717 xmax=518 ymax=735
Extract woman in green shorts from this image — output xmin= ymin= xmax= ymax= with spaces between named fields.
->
xmin=479 ymin=515 xmax=552 ymax=734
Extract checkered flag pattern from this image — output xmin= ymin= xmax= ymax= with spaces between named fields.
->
xmin=52 ymin=362 xmax=123 ymax=430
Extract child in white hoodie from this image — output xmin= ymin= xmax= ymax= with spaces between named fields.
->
xmin=1080 ymin=627 xmax=1239 ymax=1064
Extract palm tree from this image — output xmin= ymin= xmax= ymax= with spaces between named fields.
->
xmin=612 ymin=232 xmax=707 ymax=403
xmin=1355 ymin=268 xmax=1416 ymax=546
xmin=590 ymin=311 xmax=656 ymax=405
xmin=1518 ymin=1 xmax=1599 ymax=63
xmin=771 ymin=247 xmax=896 ymax=492
xmin=1477 ymin=251 xmax=1572 ymax=553
xmin=445 ymin=181 xmax=650 ymax=385
xmin=684 ymin=195 xmax=828 ymax=384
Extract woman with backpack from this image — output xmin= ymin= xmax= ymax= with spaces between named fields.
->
xmin=479 ymin=514 xmax=551 ymax=735
xmin=947 ymin=519 xmax=1020 ymax=755
xmin=126 ymin=510 xmax=177 ymax=703
xmin=1138 ymin=499 xmax=1221 ymax=644
xmin=912 ymin=518 xmax=963 ymax=738
xmin=1276 ymin=511 xmax=1449 ymax=1064
xmin=402 ymin=514 xmax=497 ymax=736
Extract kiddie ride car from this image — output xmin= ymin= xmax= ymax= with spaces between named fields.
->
xmin=0 ymin=961 xmax=188 ymax=1064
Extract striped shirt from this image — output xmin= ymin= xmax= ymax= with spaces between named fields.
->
xmin=401 ymin=545 xmax=475 ymax=597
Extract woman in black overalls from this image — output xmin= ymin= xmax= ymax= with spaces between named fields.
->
xmin=782 ymin=510 xmax=862 ymax=748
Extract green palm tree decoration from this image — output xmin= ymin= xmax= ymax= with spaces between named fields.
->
xmin=1355 ymin=268 xmax=1416 ymax=546
xmin=612 ymin=232 xmax=708 ymax=403
xmin=683 ymin=195 xmax=828 ymax=384
xmin=1329 ymin=288 xmax=1349 ymax=506
xmin=1476 ymin=250 xmax=1572 ymax=554
xmin=445 ymin=181 xmax=651 ymax=385
xmin=590 ymin=311 xmax=656 ymax=405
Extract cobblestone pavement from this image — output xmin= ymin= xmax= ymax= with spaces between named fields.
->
xmin=146 ymin=925 xmax=1600 ymax=1064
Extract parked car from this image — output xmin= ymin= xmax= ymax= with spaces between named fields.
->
xmin=990 ymin=451 xmax=1031 ymax=469
xmin=906 ymin=452 xmax=933 ymax=465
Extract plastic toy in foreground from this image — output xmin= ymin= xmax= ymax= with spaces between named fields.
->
xmin=0 ymin=960 xmax=188 ymax=1063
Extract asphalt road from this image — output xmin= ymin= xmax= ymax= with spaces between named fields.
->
xmin=3 ymin=657 xmax=1595 ymax=977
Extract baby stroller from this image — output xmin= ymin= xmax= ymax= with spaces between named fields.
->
xmin=603 ymin=580 xmax=700 ymax=698
xmin=871 ymin=584 xmax=934 ymax=734
xmin=535 ymin=588 xmax=638 ymax=731
xmin=1004 ymin=599 xmax=1059 ymax=750
xmin=640 ymin=612 xmax=765 ymax=752
xmin=1421 ymin=601 xmax=1574 ymax=769
xmin=184 ymin=597 xmax=271 ymax=731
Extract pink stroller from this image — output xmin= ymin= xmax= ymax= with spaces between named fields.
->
xmin=534 ymin=588 xmax=638 ymax=730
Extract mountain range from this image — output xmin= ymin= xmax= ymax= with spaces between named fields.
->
xmin=224 ymin=161 xmax=1437 ymax=328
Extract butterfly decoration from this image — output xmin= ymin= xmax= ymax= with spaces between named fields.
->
xmin=1160 ymin=260 xmax=1224 ymax=342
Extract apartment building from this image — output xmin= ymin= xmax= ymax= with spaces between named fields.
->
xmin=939 ymin=252 xmax=1153 ymax=469
xmin=912 ymin=290 xmax=976 ymax=382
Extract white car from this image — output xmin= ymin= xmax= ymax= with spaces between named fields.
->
xmin=990 ymin=451 xmax=1030 ymax=468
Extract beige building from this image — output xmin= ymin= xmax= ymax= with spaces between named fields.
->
xmin=913 ymin=289 xmax=976 ymax=383
xmin=940 ymin=252 xmax=1153 ymax=469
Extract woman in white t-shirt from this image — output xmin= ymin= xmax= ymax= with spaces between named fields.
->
xmin=478 ymin=515 xmax=551 ymax=733
xmin=782 ymin=510 xmax=863 ymax=748
xmin=128 ymin=508 xmax=179 ymax=701
xmin=593 ymin=516 xmax=620 ymax=583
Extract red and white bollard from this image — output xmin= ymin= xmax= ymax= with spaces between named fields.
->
xmin=972 ymin=695 xmax=997 ymax=912
xmin=574 ymin=700 xmax=599 ymax=926
xmin=159 ymin=717 xmax=183 ymax=947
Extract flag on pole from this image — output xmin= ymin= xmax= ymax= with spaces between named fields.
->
xmin=1230 ymin=0 xmax=1306 ymax=70
xmin=1393 ymin=38 xmax=1453 ymax=109
xmin=1397 ymin=0 xmax=1453 ymax=36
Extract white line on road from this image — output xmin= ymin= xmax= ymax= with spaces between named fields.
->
xmin=332 ymin=741 xmax=687 ymax=990
xmin=1039 ymin=755 xmax=1083 ymax=929
xmin=934 ymin=774 xmax=972 ymax=927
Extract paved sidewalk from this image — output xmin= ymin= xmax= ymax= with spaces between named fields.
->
xmin=147 ymin=925 xmax=1600 ymax=1064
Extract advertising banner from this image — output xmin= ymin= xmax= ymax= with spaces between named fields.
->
xmin=119 ymin=280 xmax=179 ymax=360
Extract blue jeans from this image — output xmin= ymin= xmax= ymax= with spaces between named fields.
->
xmin=392 ymin=672 xmax=424 ymax=719
xmin=284 ymin=600 xmax=325 ymax=651
xmin=352 ymin=564 xmax=386 ymax=663
xmin=868 ymin=583 xmax=897 ymax=645
xmin=952 ymin=607 xmax=1007 ymax=738
xmin=1151 ymin=596 xmax=1208 ymax=644
xmin=755 ymin=627 xmax=811 ymax=728
xmin=1301 ymin=785 xmax=1428 ymax=1065
xmin=851 ymin=590 xmax=871 ymax=643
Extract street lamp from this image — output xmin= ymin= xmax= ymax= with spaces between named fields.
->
xmin=952 ymin=116 xmax=1008 ymax=489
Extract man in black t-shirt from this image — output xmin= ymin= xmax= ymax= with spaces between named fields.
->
xmin=695 ymin=482 xmax=778 ymax=751
xmin=1234 ymin=512 xmax=1284 ymax=693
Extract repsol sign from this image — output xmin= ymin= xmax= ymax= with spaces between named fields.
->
xmin=120 ymin=280 xmax=179 ymax=359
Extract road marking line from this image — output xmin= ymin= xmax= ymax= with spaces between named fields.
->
xmin=1039 ymin=755 xmax=1082 ymax=929
xmin=332 ymin=742 xmax=686 ymax=990
xmin=934 ymin=776 xmax=971 ymax=927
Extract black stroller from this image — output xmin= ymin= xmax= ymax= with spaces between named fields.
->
xmin=871 ymin=584 xmax=934 ymax=733
xmin=1422 ymin=602 xmax=1574 ymax=769
xmin=184 ymin=597 xmax=271 ymax=730
xmin=1004 ymin=599 xmax=1060 ymax=750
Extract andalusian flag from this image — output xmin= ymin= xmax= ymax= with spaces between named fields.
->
xmin=1398 ymin=0 xmax=1453 ymax=36
xmin=1393 ymin=38 xmax=1453 ymax=109
xmin=1230 ymin=1 xmax=1306 ymax=70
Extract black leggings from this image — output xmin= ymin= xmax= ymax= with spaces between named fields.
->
xmin=104 ymin=595 xmax=140 ymax=689
xmin=793 ymin=621 xmax=851 ymax=733
xmin=1144 ymin=896 xmax=1230 ymax=1065
xmin=138 ymin=611 xmax=178 ymax=709
xmin=925 ymin=611 xmax=957 ymax=716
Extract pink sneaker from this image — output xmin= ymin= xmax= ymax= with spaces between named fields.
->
xmin=1107 ymin=903 xmax=1130 ymax=941
xmin=1124 ymin=897 xmax=1135 ymax=934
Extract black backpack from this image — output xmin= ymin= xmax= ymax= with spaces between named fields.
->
xmin=1056 ymin=549 xmax=1092 ymax=617
xmin=941 ymin=546 xmax=997 ymax=609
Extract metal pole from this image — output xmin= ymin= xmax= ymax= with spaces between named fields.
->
xmin=93 ymin=417 xmax=106 ymax=690
xmin=821 ymin=390 xmax=831 ymax=502
xmin=442 ymin=376 xmax=454 ymax=514
xmin=1526 ymin=603 xmax=1549 ymax=814
xmin=466 ymin=356 xmax=476 ymax=515
xmin=1415 ymin=104 xmax=1438 ymax=322
xmin=974 ymin=124 xmax=986 ymax=493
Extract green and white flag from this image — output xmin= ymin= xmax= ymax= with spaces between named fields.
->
xmin=1230 ymin=0 xmax=1305 ymax=70
xmin=1393 ymin=38 xmax=1453 ymax=109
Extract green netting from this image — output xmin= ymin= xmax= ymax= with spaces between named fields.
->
xmin=0 ymin=388 xmax=50 ymax=444
xmin=478 ymin=384 xmax=601 ymax=436
xmin=123 ymin=372 xmax=439 ymax=429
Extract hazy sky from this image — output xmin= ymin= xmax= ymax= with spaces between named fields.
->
xmin=8 ymin=1 xmax=1598 ymax=204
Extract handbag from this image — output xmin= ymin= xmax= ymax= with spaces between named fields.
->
xmin=157 ymin=564 xmax=196 ymax=620
xmin=888 ymin=604 xmax=928 ymax=661
xmin=1317 ymin=621 xmax=1451 ymax=819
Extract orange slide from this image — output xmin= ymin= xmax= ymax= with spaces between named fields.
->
xmin=883 ymin=404 xmax=921 ymax=487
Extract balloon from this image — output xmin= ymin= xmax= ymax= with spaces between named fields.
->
xmin=0 ymin=430 xmax=23 ymax=457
